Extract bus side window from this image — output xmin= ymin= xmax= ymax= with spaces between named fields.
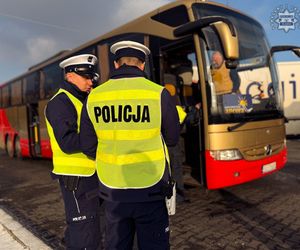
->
xmin=40 ymin=70 xmax=45 ymax=100
xmin=11 ymin=80 xmax=22 ymax=106
xmin=24 ymin=73 xmax=40 ymax=103
xmin=43 ymin=63 xmax=61 ymax=99
xmin=2 ymin=85 xmax=10 ymax=108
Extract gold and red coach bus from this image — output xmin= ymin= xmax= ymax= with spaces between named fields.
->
xmin=0 ymin=0 xmax=299 ymax=189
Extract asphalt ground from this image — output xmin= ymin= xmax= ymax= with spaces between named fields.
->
xmin=0 ymin=140 xmax=300 ymax=249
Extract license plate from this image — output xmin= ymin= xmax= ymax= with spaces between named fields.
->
xmin=262 ymin=162 xmax=276 ymax=174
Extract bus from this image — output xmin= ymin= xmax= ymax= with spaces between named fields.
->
xmin=0 ymin=0 xmax=299 ymax=189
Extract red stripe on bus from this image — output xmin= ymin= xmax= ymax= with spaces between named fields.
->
xmin=40 ymin=140 xmax=52 ymax=158
xmin=19 ymin=138 xmax=30 ymax=157
xmin=205 ymin=147 xmax=287 ymax=190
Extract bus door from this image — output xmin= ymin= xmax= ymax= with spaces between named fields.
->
xmin=27 ymin=103 xmax=41 ymax=157
xmin=159 ymin=40 xmax=205 ymax=186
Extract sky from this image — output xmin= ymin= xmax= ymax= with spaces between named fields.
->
xmin=0 ymin=0 xmax=299 ymax=84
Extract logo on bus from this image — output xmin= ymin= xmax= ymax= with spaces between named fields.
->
xmin=264 ymin=144 xmax=272 ymax=156
xmin=270 ymin=4 xmax=300 ymax=33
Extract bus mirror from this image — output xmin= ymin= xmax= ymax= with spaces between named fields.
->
xmin=225 ymin=60 xmax=239 ymax=69
xmin=271 ymin=45 xmax=300 ymax=58
xmin=173 ymin=16 xmax=239 ymax=61
xmin=212 ymin=21 xmax=239 ymax=61
xmin=292 ymin=48 xmax=300 ymax=57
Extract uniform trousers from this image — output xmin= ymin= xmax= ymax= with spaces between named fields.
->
xmin=59 ymin=173 xmax=101 ymax=250
xmin=104 ymin=199 xmax=169 ymax=250
xmin=168 ymin=143 xmax=184 ymax=191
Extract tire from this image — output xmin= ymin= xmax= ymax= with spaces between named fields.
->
xmin=6 ymin=135 xmax=15 ymax=158
xmin=15 ymin=136 xmax=22 ymax=159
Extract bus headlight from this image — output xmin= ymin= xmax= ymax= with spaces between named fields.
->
xmin=210 ymin=149 xmax=243 ymax=161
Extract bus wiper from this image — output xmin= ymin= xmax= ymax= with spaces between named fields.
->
xmin=227 ymin=118 xmax=255 ymax=132
xmin=227 ymin=121 xmax=248 ymax=132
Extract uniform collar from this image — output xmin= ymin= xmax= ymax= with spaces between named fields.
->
xmin=60 ymin=81 xmax=88 ymax=102
xmin=110 ymin=64 xmax=147 ymax=79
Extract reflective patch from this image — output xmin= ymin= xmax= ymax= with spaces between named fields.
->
xmin=165 ymin=226 xmax=170 ymax=233
xmin=72 ymin=215 xmax=87 ymax=222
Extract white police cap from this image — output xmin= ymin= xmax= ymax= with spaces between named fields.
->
xmin=59 ymin=54 xmax=98 ymax=69
xmin=110 ymin=41 xmax=150 ymax=62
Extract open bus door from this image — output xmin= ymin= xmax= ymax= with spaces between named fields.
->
xmin=159 ymin=40 xmax=205 ymax=187
xmin=27 ymin=103 xmax=41 ymax=157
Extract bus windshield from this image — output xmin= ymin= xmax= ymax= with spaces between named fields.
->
xmin=193 ymin=3 xmax=283 ymax=124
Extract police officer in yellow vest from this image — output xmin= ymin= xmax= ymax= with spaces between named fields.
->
xmin=80 ymin=41 xmax=180 ymax=250
xmin=45 ymin=54 xmax=101 ymax=249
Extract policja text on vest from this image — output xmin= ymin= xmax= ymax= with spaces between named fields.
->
xmin=94 ymin=105 xmax=151 ymax=123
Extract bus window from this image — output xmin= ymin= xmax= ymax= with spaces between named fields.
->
xmin=11 ymin=80 xmax=23 ymax=106
xmin=75 ymin=46 xmax=96 ymax=56
xmin=24 ymin=73 xmax=40 ymax=103
xmin=201 ymin=22 xmax=281 ymax=124
xmin=2 ymin=85 xmax=10 ymax=108
xmin=43 ymin=63 xmax=62 ymax=99
xmin=151 ymin=5 xmax=189 ymax=27
xmin=201 ymin=26 xmax=226 ymax=115
xmin=40 ymin=70 xmax=45 ymax=100
xmin=195 ymin=3 xmax=283 ymax=125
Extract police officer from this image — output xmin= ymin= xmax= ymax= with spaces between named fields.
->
xmin=45 ymin=54 xmax=101 ymax=249
xmin=80 ymin=41 xmax=180 ymax=250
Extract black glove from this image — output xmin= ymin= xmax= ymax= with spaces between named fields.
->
xmin=186 ymin=106 xmax=199 ymax=127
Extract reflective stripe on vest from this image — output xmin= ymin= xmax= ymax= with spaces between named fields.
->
xmin=45 ymin=88 xmax=95 ymax=176
xmin=176 ymin=105 xmax=187 ymax=124
xmin=87 ymin=77 xmax=169 ymax=189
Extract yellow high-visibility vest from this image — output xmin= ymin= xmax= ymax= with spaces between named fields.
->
xmin=45 ymin=88 xmax=95 ymax=176
xmin=87 ymin=77 xmax=169 ymax=189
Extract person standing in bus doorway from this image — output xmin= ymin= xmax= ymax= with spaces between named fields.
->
xmin=80 ymin=41 xmax=180 ymax=250
xmin=211 ymin=50 xmax=240 ymax=94
xmin=45 ymin=54 xmax=101 ymax=250
xmin=211 ymin=50 xmax=233 ymax=95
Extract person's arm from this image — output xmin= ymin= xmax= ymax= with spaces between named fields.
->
xmin=45 ymin=94 xmax=80 ymax=153
xmin=79 ymin=100 xmax=98 ymax=159
xmin=161 ymin=88 xmax=180 ymax=146
xmin=230 ymin=69 xmax=241 ymax=93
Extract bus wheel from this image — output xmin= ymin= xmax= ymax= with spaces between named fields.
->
xmin=15 ymin=136 xmax=22 ymax=159
xmin=6 ymin=135 xmax=15 ymax=158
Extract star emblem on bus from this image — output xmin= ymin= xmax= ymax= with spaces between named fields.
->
xmin=270 ymin=5 xmax=300 ymax=33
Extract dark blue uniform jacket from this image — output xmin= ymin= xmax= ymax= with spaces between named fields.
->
xmin=45 ymin=82 xmax=88 ymax=178
xmin=80 ymin=65 xmax=180 ymax=202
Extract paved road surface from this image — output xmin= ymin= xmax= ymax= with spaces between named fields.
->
xmin=1 ymin=140 xmax=300 ymax=249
